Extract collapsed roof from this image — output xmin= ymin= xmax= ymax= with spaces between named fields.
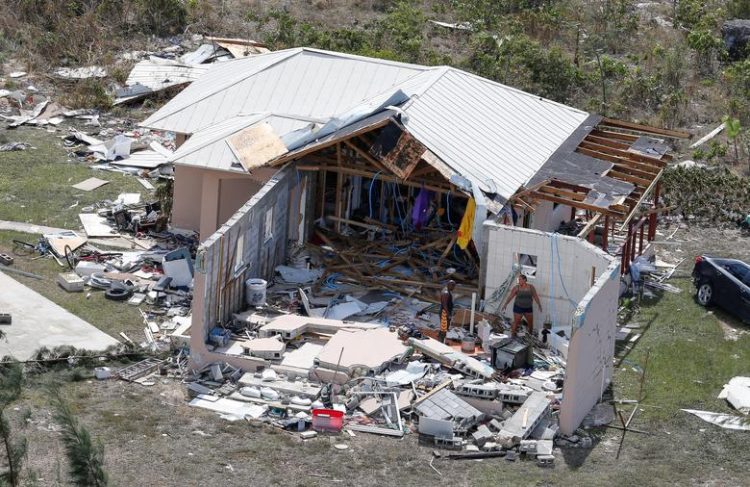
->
xmin=142 ymin=47 xmax=590 ymax=202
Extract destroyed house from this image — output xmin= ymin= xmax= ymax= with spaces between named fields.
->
xmin=139 ymin=47 xmax=688 ymax=434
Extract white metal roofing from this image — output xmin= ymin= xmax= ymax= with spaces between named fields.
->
xmin=166 ymin=113 xmax=312 ymax=172
xmin=401 ymin=69 xmax=588 ymax=199
xmin=115 ymin=58 xmax=211 ymax=105
xmin=141 ymin=48 xmax=429 ymax=134
xmin=148 ymin=47 xmax=590 ymax=199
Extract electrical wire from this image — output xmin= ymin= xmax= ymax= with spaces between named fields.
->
xmin=368 ymin=171 xmax=381 ymax=220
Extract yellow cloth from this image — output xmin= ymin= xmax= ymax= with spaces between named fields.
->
xmin=457 ymin=198 xmax=475 ymax=250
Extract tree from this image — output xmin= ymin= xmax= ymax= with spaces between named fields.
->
xmin=50 ymin=389 xmax=107 ymax=487
xmin=722 ymin=115 xmax=743 ymax=167
xmin=0 ymin=362 xmax=25 ymax=487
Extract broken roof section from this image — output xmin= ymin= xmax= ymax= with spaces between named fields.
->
xmin=145 ymin=47 xmax=589 ymax=202
xmin=115 ymin=39 xmax=269 ymax=106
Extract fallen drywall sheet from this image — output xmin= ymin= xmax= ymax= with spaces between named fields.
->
xmin=0 ymin=271 xmax=119 ymax=360
xmin=316 ymin=328 xmax=408 ymax=373
xmin=718 ymin=377 xmax=750 ymax=414
xmin=682 ymin=409 xmax=750 ymax=431
xmin=280 ymin=342 xmax=324 ymax=370
xmin=259 ymin=314 xmax=379 ymax=340
xmin=72 ymin=177 xmax=110 ymax=191
xmin=79 ymin=213 xmax=119 ymax=237
xmin=189 ymin=395 xmax=267 ymax=420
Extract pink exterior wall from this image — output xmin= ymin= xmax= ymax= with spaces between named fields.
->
xmin=172 ymin=165 xmax=204 ymax=233
xmin=171 ymin=165 xmax=269 ymax=240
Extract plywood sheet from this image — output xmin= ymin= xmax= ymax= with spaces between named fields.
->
xmin=227 ymin=122 xmax=288 ymax=171
xmin=369 ymin=123 xmax=425 ymax=179
xmin=72 ymin=177 xmax=109 ymax=191
xmin=79 ymin=213 xmax=119 ymax=237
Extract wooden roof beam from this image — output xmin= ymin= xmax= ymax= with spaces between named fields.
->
xmin=600 ymin=117 xmax=690 ymax=139
xmin=607 ymin=169 xmax=652 ymax=188
xmin=527 ymin=191 xmax=626 ymax=218
xmin=578 ymin=141 xmax=666 ymax=169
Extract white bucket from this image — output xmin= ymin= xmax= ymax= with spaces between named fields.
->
xmin=245 ymin=278 xmax=267 ymax=306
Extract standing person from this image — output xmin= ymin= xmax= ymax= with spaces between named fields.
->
xmin=502 ymin=274 xmax=542 ymax=337
xmin=438 ymin=280 xmax=456 ymax=343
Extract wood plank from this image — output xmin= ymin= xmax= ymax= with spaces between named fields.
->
xmin=600 ymin=117 xmax=690 ymax=139
xmin=585 ymin=134 xmax=631 ymax=150
xmin=343 ymin=139 xmax=391 ymax=173
xmin=296 ymin=165 xmax=457 ymax=194
xmin=579 ymin=140 xmax=666 ymax=168
xmin=538 ymin=185 xmax=588 ymax=202
xmin=618 ymin=169 xmax=664 ymax=231
xmin=606 ymin=170 xmax=652 ymax=188
xmin=527 ymin=191 xmax=625 ymax=217
xmin=577 ymin=147 xmax=661 ymax=180
xmin=591 ymin=129 xmax=639 ymax=142
xmin=577 ymin=146 xmax=664 ymax=174
xmin=577 ymin=213 xmax=603 ymax=239
xmin=268 ymin=117 xmax=392 ymax=166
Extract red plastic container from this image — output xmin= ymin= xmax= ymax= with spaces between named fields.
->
xmin=312 ymin=408 xmax=344 ymax=433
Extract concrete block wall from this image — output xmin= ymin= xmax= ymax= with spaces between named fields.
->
xmin=191 ymin=166 xmax=303 ymax=369
xmin=483 ymin=222 xmax=614 ymax=332
xmin=559 ymin=261 xmax=620 ymax=435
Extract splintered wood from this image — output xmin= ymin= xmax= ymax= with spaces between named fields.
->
xmin=310 ymin=228 xmax=478 ymax=303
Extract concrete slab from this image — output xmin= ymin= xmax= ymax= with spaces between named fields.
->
xmin=0 ymin=271 xmax=119 ymax=359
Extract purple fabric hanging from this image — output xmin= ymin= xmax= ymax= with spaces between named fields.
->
xmin=411 ymin=188 xmax=432 ymax=230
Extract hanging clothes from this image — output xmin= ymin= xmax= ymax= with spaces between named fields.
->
xmin=411 ymin=188 xmax=432 ymax=230
xmin=457 ymin=197 xmax=476 ymax=250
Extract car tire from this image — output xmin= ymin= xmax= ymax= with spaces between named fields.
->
xmin=105 ymin=287 xmax=132 ymax=301
xmin=696 ymin=282 xmax=714 ymax=307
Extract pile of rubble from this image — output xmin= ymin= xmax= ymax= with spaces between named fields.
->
xmin=177 ymin=266 xmax=582 ymax=466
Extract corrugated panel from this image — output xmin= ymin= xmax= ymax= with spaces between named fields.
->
xmin=141 ymin=48 xmax=428 ymax=134
xmin=402 ymin=69 xmax=588 ymax=200
xmin=169 ymin=114 xmax=311 ymax=172
xmin=125 ymin=60 xmax=210 ymax=89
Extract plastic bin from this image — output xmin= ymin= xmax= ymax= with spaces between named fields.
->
xmin=312 ymin=408 xmax=344 ymax=433
xmin=245 ymin=278 xmax=267 ymax=306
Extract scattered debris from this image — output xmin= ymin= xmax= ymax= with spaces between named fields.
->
xmin=682 ymin=409 xmax=750 ymax=431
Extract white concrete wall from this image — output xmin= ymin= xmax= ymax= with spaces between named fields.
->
xmin=483 ymin=222 xmax=614 ymax=332
xmin=530 ymin=201 xmax=572 ymax=233
xmin=559 ymin=262 xmax=621 ymax=435
xmin=482 ymin=221 xmax=621 ymax=435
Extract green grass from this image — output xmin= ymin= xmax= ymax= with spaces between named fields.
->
xmin=615 ymin=276 xmax=750 ymax=420
xmin=0 ymin=230 xmax=144 ymax=340
xmin=0 ymin=126 xmax=148 ymax=229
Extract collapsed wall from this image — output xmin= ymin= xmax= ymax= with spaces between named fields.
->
xmin=482 ymin=222 xmax=619 ymax=434
xmin=190 ymin=166 xmax=304 ymax=369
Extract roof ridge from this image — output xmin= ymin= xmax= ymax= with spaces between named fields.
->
xmin=297 ymin=47 xmax=433 ymax=71
xmin=143 ymin=48 xmax=303 ymax=130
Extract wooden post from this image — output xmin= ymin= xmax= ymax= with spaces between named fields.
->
xmin=335 ymin=143 xmax=343 ymax=233
xmin=630 ymin=222 xmax=637 ymax=263
xmin=639 ymin=222 xmax=645 ymax=255
xmin=648 ymin=182 xmax=660 ymax=241
xmin=602 ymin=215 xmax=609 ymax=251
xmin=318 ymin=170 xmax=327 ymax=221
xmin=621 ymin=227 xmax=629 ymax=274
